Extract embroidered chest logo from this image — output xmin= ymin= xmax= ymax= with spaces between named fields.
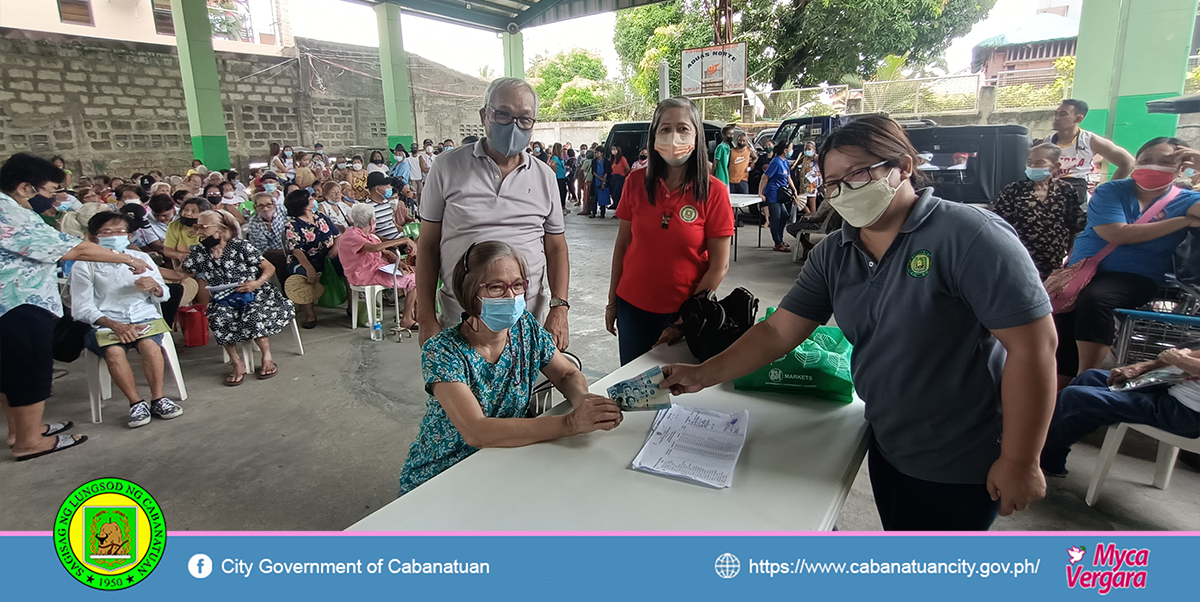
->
xmin=679 ymin=205 xmax=699 ymax=223
xmin=907 ymin=249 xmax=932 ymax=278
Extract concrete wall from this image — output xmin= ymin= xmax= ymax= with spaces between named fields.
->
xmin=530 ymin=121 xmax=615 ymax=148
xmin=0 ymin=0 xmax=284 ymax=57
xmin=0 ymin=29 xmax=487 ymax=176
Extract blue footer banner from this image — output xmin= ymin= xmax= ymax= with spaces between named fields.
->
xmin=2 ymin=532 xmax=1197 ymax=599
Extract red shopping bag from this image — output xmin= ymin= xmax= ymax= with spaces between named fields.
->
xmin=177 ymin=304 xmax=209 ymax=347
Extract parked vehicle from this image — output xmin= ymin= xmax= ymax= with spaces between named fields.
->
xmin=603 ymin=120 xmax=725 ymax=168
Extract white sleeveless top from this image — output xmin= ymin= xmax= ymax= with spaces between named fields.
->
xmin=1052 ymin=129 xmax=1095 ymax=180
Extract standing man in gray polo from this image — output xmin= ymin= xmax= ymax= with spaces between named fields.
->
xmin=416 ymin=77 xmax=572 ymax=349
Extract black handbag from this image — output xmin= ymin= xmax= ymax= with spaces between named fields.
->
xmin=52 ymin=316 xmax=93 ymax=362
xmin=670 ymin=288 xmax=760 ymax=361
xmin=1174 ymin=228 xmax=1199 ymax=294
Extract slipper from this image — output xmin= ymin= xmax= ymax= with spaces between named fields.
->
xmin=257 ymin=363 xmax=278 ymax=380
xmin=43 ymin=421 xmax=74 ymax=437
xmin=15 ymin=434 xmax=88 ymax=462
xmin=301 ymin=320 xmax=317 ymax=330
xmin=225 ymin=372 xmax=245 ymax=387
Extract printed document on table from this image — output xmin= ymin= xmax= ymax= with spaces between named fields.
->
xmin=631 ymin=405 xmax=749 ymax=488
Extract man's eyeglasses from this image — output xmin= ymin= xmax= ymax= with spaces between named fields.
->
xmin=823 ymin=160 xmax=890 ymax=199
xmin=479 ymin=280 xmax=528 ymax=298
xmin=487 ymin=107 xmax=536 ymax=131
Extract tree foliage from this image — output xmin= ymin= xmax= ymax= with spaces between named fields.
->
xmin=614 ymin=0 xmax=995 ymax=95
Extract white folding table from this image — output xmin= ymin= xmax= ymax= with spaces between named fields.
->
xmin=349 ymin=344 xmax=869 ymax=532
xmin=729 ymin=193 xmax=764 ymax=261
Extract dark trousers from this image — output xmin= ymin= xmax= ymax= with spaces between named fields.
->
xmin=1054 ymin=271 xmax=1159 ymax=376
xmin=729 ymin=181 xmax=749 ymax=194
xmin=615 ymin=296 xmax=674 ymax=366
xmin=263 ymin=249 xmax=289 ymax=287
xmin=609 ymin=174 xmax=626 ymax=211
xmin=868 ymin=436 xmax=1000 ymax=531
xmin=1040 ymin=369 xmax=1200 ymax=474
xmin=768 ymin=202 xmax=789 ymax=246
xmin=556 ymin=178 xmax=568 ymax=210
xmin=1061 ymin=177 xmax=1090 ymax=211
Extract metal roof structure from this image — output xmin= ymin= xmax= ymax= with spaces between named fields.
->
xmin=973 ymin=12 xmax=1080 ymax=49
xmin=358 ymin=0 xmax=667 ymax=33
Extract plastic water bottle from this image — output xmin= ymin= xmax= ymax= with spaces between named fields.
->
xmin=371 ymin=319 xmax=383 ymax=341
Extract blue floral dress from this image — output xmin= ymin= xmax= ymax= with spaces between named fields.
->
xmin=183 ymin=238 xmax=295 ymax=346
xmin=399 ymin=311 xmax=556 ymax=494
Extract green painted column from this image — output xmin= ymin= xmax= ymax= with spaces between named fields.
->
xmin=1074 ymin=0 xmax=1198 ymax=157
xmin=375 ymin=3 xmax=416 ymax=152
xmin=170 ymin=0 xmax=230 ymax=170
xmin=502 ymin=31 xmax=525 ymax=78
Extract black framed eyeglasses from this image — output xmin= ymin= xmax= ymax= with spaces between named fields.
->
xmin=823 ymin=160 xmax=889 ymax=199
xmin=487 ymin=107 xmax=537 ymax=131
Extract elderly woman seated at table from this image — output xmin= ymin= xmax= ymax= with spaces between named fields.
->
xmin=338 ymin=203 xmax=418 ymax=330
xmin=182 ymin=210 xmax=295 ymax=386
xmin=398 ymin=241 xmax=622 ymax=495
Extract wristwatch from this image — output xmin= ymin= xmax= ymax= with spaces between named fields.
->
xmin=550 ymin=297 xmax=571 ymax=309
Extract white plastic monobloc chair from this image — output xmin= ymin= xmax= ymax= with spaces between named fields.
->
xmin=221 ymin=318 xmax=305 ymax=373
xmin=1085 ymin=423 xmax=1200 ymax=506
xmin=85 ymin=331 xmax=188 ymax=424
xmin=348 ymin=284 xmax=387 ymax=330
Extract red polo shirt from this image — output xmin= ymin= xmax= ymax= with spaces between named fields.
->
xmin=615 ymin=168 xmax=735 ymax=314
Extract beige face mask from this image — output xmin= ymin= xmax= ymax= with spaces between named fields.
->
xmin=829 ymin=167 xmax=900 ymax=228
xmin=654 ymin=132 xmax=695 ymax=166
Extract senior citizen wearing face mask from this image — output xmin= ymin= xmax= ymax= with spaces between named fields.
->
xmin=400 ymin=241 xmax=620 ymax=495
xmin=416 ymin=77 xmax=573 ymax=351
xmin=1052 ymin=137 xmax=1200 ymax=386
xmin=660 ymin=115 xmax=1060 ymax=531
xmin=991 ymin=143 xmax=1086 ymax=280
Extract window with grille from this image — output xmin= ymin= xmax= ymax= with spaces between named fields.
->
xmin=153 ymin=0 xmax=174 ymax=36
xmin=57 ymin=0 xmax=93 ymax=25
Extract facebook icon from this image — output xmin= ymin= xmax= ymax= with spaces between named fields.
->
xmin=188 ymin=553 xmax=213 ymax=579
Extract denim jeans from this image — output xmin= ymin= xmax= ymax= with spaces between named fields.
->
xmin=768 ymin=202 xmax=789 ymax=246
xmin=615 ymin=296 xmax=674 ymax=366
xmin=1040 ymin=369 xmax=1200 ymax=474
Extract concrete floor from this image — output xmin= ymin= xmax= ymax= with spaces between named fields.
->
xmin=2 ymin=211 xmax=1197 ymax=531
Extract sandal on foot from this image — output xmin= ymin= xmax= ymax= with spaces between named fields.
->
xmin=15 ymin=434 xmax=88 ymax=462
xmin=225 ymin=372 xmax=246 ymax=387
xmin=44 ymin=421 xmax=74 ymax=437
xmin=257 ymin=363 xmax=278 ymax=380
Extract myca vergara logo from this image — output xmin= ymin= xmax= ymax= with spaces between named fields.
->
xmin=1065 ymin=543 xmax=1149 ymax=595
xmin=55 ymin=478 xmax=166 ymax=591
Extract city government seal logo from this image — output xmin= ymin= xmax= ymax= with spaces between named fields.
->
xmin=907 ymin=249 xmax=932 ymax=278
xmin=679 ymin=205 xmax=699 ymax=223
xmin=54 ymin=478 xmax=166 ymax=590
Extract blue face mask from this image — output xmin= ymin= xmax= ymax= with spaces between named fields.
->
xmin=284 ymin=150 xmax=293 ymax=157
xmin=98 ymin=235 xmax=129 ymax=251
xmin=1185 ymin=167 xmax=1197 ymax=179
xmin=264 ymin=183 xmax=277 ymax=193
xmin=343 ymin=195 xmax=353 ymax=203
xmin=383 ymin=188 xmax=394 ymax=199
xmin=444 ymin=145 xmax=453 ymax=151
xmin=804 ymin=149 xmax=815 ymax=157
xmin=478 ymin=295 xmax=526 ymax=332
xmin=1025 ymin=166 xmax=1052 ymax=181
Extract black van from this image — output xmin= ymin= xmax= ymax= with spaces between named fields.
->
xmin=903 ymin=124 xmax=1031 ymax=205
xmin=771 ymin=115 xmax=1029 ymax=205
xmin=603 ymin=120 xmax=726 ymax=168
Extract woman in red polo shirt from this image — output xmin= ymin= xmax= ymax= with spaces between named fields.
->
xmin=608 ymin=145 xmax=631 ymax=213
xmin=605 ymin=97 xmax=735 ymax=365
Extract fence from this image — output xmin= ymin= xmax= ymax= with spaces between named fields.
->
xmin=861 ymin=73 xmax=981 ymax=115
xmin=1187 ymin=55 xmax=1200 ymax=94
xmin=992 ymin=67 xmax=1069 ymax=109
xmin=753 ymin=86 xmax=849 ymax=121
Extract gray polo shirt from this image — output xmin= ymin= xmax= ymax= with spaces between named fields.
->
xmin=419 ymin=141 xmax=565 ymax=326
xmin=779 ymin=189 xmax=1050 ymax=484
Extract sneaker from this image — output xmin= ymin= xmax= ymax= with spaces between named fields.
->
xmin=129 ymin=401 xmax=151 ymax=428
xmin=150 ymin=397 xmax=183 ymax=420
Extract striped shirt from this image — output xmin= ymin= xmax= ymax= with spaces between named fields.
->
xmin=369 ymin=199 xmax=400 ymax=240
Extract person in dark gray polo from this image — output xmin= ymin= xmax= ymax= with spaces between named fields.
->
xmin=661 ymin=115 xmax=1059 ymax=531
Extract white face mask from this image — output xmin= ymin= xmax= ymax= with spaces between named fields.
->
xmin=425 ymin=146 xmax=433 ymax=154
xmin=352 ymin=163 xmax=363 ymax=171
xmin=828 ymin=167 xmax=900 ymax=228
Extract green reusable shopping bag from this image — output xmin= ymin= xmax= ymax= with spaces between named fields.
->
xmin=402 ymin=221 xmax=420 ymax=240
xmin=316 ymin=256 xmax=348 ymax=308
xmin=734 ymin=309 xmax=855 ymax=402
